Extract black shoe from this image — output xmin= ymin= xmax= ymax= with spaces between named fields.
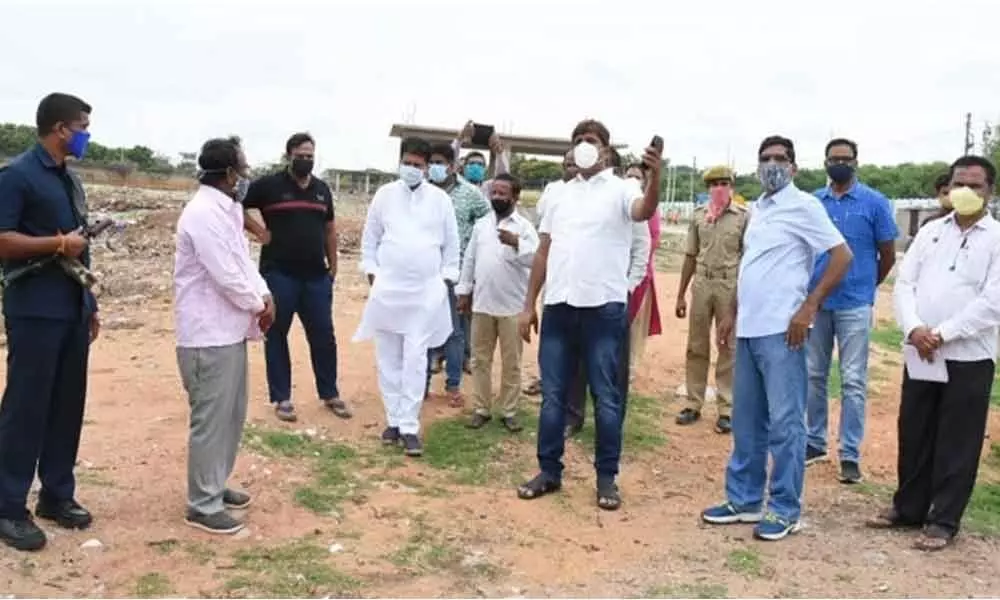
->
xmin=839 ymin=460 xmax=863 ymax=484
xmin=714 ymin=415 xmax=732 ymax=434
xmin=564 ymin=423 xmax=583 ymax=439
xmin=466 ymin=413 xmax=492 ymax=429
xmin=0 ymin=516 xmax=46 ymax=551
xmin=675 ymin=408 xmax=700 ymax=425
xmin=185 ymin=510 xmax=244 ymax=535
xmin=501 ymin=416 xmax=523 ymax=433
xmin=223 ymin=488 xmax=252 ymax=510
xmin=35 ymin=498 xmax=92 ymax=530
xmin=805 ymin=445 xmax=828 ymax=466
xmin=402 ymin=434 xmax=423 ymax=457
xmin=381 ymin=426 xmax=401 ymax=445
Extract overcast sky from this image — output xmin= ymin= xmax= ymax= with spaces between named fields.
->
xmin=1 ymin=0 xmax=996 ymax=174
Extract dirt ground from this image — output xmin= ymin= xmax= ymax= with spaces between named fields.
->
xmin=1 ymin=185 xmax=999 ymax=598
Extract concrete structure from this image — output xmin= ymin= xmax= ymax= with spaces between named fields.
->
xmin=323 ymin=168 xmax=395 ymax=196
xmin=388 ymin=123 xmax=627 ymax=157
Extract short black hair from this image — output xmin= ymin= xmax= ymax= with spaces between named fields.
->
xmin=758 ymin=135 xmax=796 ymax=164
xmin=399 ymin=137 xmax=432 ymax=162
xmin=933 ymin=172 xmax=952 ymax=193
xmin=465 ymin=150 xmax=486 ymax=163
xmin=429 ymin=142 xmax=455 ymax=163
xmin=285 ymin=132 xmax=315 ymax=154
xmin=950 ymin=154 xmax=997 ymax=188
xmin=198 ymin=137 xmax=242 ymax=186
xmin=571 ymin=119 xmax=611 ymax=147
xmin=825 ymin=137 xmax=858 ymax=159
xmin=493 ymin=173 xmax=521 ymax=197
xmin=36 ymin=92 xmax=91 ymax=135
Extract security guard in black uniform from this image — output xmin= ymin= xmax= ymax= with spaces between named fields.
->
xmin=0 ymin=93 xmax=99 ymax=552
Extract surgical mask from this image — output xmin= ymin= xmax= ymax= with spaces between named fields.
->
xmin=949 ymin=186 xmax=985 ymax=216
xmin=490 ymin=198 xmax=512 ymax=216
xmin=757 ymin=163 xmax=792 ymax=193
xmin=573 ymin=142 xmax=599 ymax=170
xmin=66 ymin=129 xmax=91 ymax=160
xmin=233 ymin=176 xmax=250 ymax=203
xmin=826 ymin=163 xmax=854 ymax=185
xmin=464 ymin=163 xmax=485 ymax=183
xmin=399 ymin=164 xmax=424 ymax=187
xmin=428 ymin=164 xmax=449 ymax=183
xmin=290 ymin=157 xmax=313 ymax=178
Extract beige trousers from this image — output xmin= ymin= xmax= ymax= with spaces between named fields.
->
xmin=470 ymin=312 xmax=522 ymax=417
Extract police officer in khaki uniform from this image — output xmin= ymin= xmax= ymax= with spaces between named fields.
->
xmin=675 ymin=165 xmax=748 ymax=434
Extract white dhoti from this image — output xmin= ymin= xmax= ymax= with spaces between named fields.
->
xmin=354 ymin=235 xmax=454 ymax=435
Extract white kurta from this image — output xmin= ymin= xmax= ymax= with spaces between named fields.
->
xmin=354 ymin=179 xmax=460 ymax=348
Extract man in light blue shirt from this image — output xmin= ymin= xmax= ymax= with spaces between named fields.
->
xmin=806 ymin=139 xmax=898 ymax=485
xmin=701 ymin=135 xmax=853 ymax=541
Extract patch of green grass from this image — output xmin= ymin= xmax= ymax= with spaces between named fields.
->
xmin=828 ymin=359 xmax=842 ymax=398
xmin=423 ymin=411 xmax=536 ymax=486
xmin=225 ymin=539 xmax=361 ymax=598
xmin=386 ymin=513 xmax=505 ymax=580
xmin=724 ymin=548 xmax=764 ymax=578
xmin=870 ymin=322 xmax=904 ymax=351
xmin=183 ymin=542 xmax=216 ymax=562
xmin=135 ymin=572 xmax=172 ymax=598
xmin=990 ymin=373 xmax=1000 ymax=407
xmin=576 ymin=394 xmax=668 ymax=453
xmin=76 ymin=470 xmax=116 ymax=488
xmin=643 ymin=582 xmax=728 ymax=598
xmin=146 ymin=538 xmax=179 ymax=555
xmin=965 ymin=483 xmax=1000 ymax=536
xmin=242 ymin=426 xmax=368 ymax=515
xmin=851 ymin=481 xmax=894 ymax=500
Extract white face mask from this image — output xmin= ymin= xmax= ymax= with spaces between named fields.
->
xmin=398 ymin=164 xmax=424 ymax=187
xmin=573 ymin=142 xmax=600 ymax=170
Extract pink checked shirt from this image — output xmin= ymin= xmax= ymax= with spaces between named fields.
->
xmin=174 ymin=185 xmax=270 ymax=348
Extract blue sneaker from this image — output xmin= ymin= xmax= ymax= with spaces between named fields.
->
xmin=753 ymin=513 xmax=802 ymax=541
xmin=701 ymin=502 xmax=763 ymax=525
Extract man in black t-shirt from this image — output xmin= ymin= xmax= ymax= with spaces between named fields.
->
xmin=243 ymin=132 xmax=347 ymax=423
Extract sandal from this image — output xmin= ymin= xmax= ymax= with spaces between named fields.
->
xmin=516 ymin=474 xmax=561 ymax=500
xmin=447 ymin=389 xmax=464 ymax=408
xmin=523 ymin=379 xmax=541 ymax=396
xmin=865 ymin=507 xmax=920 ymax=530
xmin=597 ymin=481 xmax=622 ymax=511
xmin=324 ymin=397 xmax=353 ymax=419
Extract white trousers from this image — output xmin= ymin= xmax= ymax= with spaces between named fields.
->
xmin=374 ymin=331 xmax=429 ymax=435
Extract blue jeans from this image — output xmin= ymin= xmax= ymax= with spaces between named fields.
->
xmin=536 ymin=302 xmax=627 ymax=482
xmin=262 ymin=269 xmax=339 ymax=403
xmin=805 ymin=306 xmax=872 ymax=463
xmin=426 ymin=283 xmax=464 ymax=393
xmin=725 ymin=333 xmax=807 ymax=522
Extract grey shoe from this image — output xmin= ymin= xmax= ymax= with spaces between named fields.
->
xmin=323 ymin=397 xmax=353 ymax=419
xmin=223 ymin=489 xmax=252 ymax=510
xmin=185 ymin=510 xmax=244 ymax=535
xmin=839 ymin=460 xmax=863 ymax=484
xmin=402 ymin=434 xmax=423 ymax=457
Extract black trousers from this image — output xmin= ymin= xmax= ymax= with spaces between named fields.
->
xmin=566 ymin=318 xmax=631 ymax=430
xmin=893 ymin=359 xmax=994 ymax=536
xmin=0 ymin=316 xmax=90 ymax=519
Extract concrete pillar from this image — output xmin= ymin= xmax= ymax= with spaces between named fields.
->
xmin=333 ymin=170 xmax=340 ymax=194
xmin=365 ymin=173 xmax=370 ymax=195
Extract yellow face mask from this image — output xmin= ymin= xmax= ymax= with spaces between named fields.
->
xmin=949 ymin=186 xmax=985 ymax=216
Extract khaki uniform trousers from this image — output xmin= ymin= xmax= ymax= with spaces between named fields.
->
xmin=471 ymin=312 xmax=522 ymax=417
xmin=684 ymin=276 xmax=735 ymax=416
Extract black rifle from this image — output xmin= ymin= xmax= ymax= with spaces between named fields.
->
xmin=0 ymin=218 xmax=117 ymax=290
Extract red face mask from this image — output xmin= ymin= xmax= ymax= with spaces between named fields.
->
xmin=705 ymin=185 xmax=731 ymax=223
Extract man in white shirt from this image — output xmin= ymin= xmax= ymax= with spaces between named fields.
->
xmin=457 ymin=174 xmax=538 ymax=432
xmin=869 ymin=155 xmax=1000 ymax=551
xmin=354 ymin=137 xmax=460 ymax=458
xmin=174 ymin=137 xmax=274 ymax=535
xmin=516 ymin=119 xmax=662 ymax=510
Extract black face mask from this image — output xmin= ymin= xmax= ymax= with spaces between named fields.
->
xmin=291 ymin=157 xmax=314 ymax=178
xmin=491 ymin=199 xmax=512 ymax=216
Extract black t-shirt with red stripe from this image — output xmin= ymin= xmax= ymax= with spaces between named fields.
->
xmin=244 ymin=170 xmax=334 ymax=277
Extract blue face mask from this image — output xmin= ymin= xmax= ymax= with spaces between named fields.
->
xmin=428 ymin=164 xmax=449 ymax=183
xmin=464 ymin=163 xmax=485 ymax=183
xmin=67 ymin=129 xmax=91 ymax=159
xmin=399 ymin=164 xmax=424 ymax=188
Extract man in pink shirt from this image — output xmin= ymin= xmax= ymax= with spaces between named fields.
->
xmin=174 ymin=137 xmax=275 ymax=535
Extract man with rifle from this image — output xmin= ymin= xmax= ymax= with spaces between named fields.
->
xmin=0 ymin=93 xmax=100 ymax=552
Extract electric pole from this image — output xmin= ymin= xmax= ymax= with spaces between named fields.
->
xmin=689 ymin=156 xmax=697 ymax=202
xmin=964 ymin=112 xmax=974 ymax=155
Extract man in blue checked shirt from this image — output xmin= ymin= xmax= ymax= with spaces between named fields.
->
xmin=805 ymin=138 xmax=898 ymax=485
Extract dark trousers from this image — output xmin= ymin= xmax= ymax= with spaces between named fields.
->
xmin=427 ymin=283 xmax=465 ymax=393
xmin=263 ymin=269 xmax=339 ymax=403
xmin=536 ymin=302 xmax=627 ymax=482
xmin=566 ymin=324 xmax=631 ymax=429
xmin=0 ymin=316 xmax=90 ymax=519
xmin=893 ymin=359 xmax=994 ymax=536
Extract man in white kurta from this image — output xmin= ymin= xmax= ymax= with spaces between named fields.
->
xmin=354 ymin=141 xmax=460 ymax=457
